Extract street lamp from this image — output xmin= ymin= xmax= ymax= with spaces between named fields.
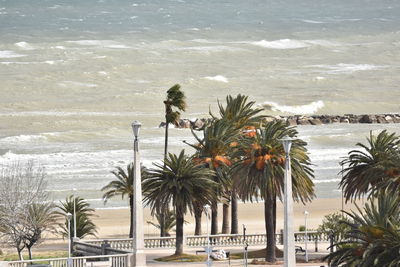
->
xmin=304 ymin=210 xmax=309 ymax=262
xmin=72 ymin=188 xmax=77 ymax=240
xmin=131 ymin=121 xmax=146 ymax=267
xmin=203 ymin=204 xmax=211 ymax=267
xmin=66 ymin=212 xmax=72 ymax=266
xmin=280 ymin=136 xmax=296 ymax=267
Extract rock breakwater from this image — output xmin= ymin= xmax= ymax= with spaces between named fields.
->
xmin=159 ymin=114 xmax=400 ymax=129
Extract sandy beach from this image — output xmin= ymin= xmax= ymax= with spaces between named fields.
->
xmin=93 ymin=197 xmax=360 ymax=238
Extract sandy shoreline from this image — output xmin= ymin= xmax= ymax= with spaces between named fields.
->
xmin=93 ymin=197 xmax=361 ymax=238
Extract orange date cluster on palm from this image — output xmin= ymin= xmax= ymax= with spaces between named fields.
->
xmin=244 ymin=144 xmax=285 ymax=170
xmin=193 ymin=155 xmax=232 ymax=168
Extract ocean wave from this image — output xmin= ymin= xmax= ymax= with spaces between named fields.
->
xmin=0 ymin=50 xmax=26 ymax=58
xmin=178 ymin=45 xmax=244 ymax=53
xmin=246 ymin=39 xmax=341 ymax=49
xmin=66 ymin=40 xmax=131 ymax=49
xmin=250 ymin=39 xmax=310 ymax=49
xmin=308 ymin=63 xmax=384 ymax=74
xmin=58 ymin=81 xmax=98 ymax=88
xmin=15 ymin=41 xmax=35 ymax=50
xmin=301 ymin=19 xmax=324 ymax=24
xmin=204 ymin=75 xmax=229 ymax=83
xmin=0 ymin=134 xmax=50 ymax=143
xmin=262 ymin=100 xmax=324 ymax=114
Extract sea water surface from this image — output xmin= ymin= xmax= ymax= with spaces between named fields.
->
xmin=1 ymin=0 xmax=400 ymax=208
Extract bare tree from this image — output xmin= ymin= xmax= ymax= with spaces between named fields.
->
xmin=0 ymin=160 xmax=54 ymax=259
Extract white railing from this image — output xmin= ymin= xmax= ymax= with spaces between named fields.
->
xmin=82 ymin=231 xmax=328 ymax=251
xmin=7 ymin=254 xmax=129 ymax=267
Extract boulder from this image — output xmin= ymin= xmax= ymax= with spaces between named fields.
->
xmin=309 ymin=119 xmax=323 ymax=125
xmin=297 ymin=118 xmax=311 ymax=125
xmin=359 ymin=115 xmax=376 ymax=123
xmin=287 ymin=119 xmax=297 ymax=126
xmin=340 ymin=118 xmax=350 ymax=123
xmin=192 ymin=119 xmax=205 ymax=129
xmin=376 ymin=116 xmax=388 ymax=124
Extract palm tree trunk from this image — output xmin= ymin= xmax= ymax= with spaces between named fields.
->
xmin=194 ymin=203 xmax=202 ymax=235
xmin=27 ymin=246 xmax=32 ymax=260
xmin=265 ymin=193 xmax=276 ymax=262
xmin=161 ymin=110 xmax=169 ymax=238
xmin=175 ymin=213 xmax=184 ymax=256
xmin=211 ymin=200 xmax=218 ymax=235
xmin=230 ymin=190 xmax=238 ymax=234
xmin=18 ymin=248 xmax=23 ymax=260
xmin=129 ymin=195 xmax=133 ymax=238
xmin=221 ymin=203 xmax=230 ymax=234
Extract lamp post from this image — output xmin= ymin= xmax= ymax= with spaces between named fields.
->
xmin=72 ymin=188 xmax=77 ymax=240
xmin=131 ymin=121 xmax=146 ymax=267
xmin=304 ymin=210 xmax=309 ymax=262
xmin=280 ymin=136 xmax=296 ymax=267
xmin=204 ymin=204 xmax=211 ymax=267
xmin=66 ymin=212 xmax=72 ymax=267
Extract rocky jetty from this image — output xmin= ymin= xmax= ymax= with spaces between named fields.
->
xmin=159 ymin=114 xmax=400 ymax=129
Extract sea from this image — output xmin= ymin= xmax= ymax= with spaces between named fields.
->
xmin=0 ymin=0 xmax=399 ymax=209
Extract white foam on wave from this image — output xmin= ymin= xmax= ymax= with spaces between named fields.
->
xmin=309 ymin=63 xmax=384 ymax=74
xmin=15 ymin=41 xmax=34 ymax=50
xmin=66 ymin=40 xmax=131 ymax=49
xmin=178 ymin=45 xmax=245 ymax=53
xmin=250 ymin=39 xmax=310 ymax=49
xmin=58 ymin=81 xmax=98 ymax=88
xmin=314 ymin=178 xmax=341 ymax=184
xmin=246 ymin=39 xmax=341 ymax=49
xmin=0 ymin=134 xmax=48 ymax=143
xmin=301 ymin=19 xmax=324 ymax=24
xmin=262 ymin=100 xmax=324 ymax=114
xmin=204 ymin=75 xmax=229 ymax=83
xmin=0 ymin=50 xmax=26 ymax=58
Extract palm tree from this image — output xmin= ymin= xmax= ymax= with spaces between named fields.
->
xmin=102 ymin=163 xmax=147 ymax=238
xmin=325 ymin=193 xmax=400 ymax=266
xmin=24 ymin=203 xmax=58 ymax=259
xmin=162 ymin=84 xmax=186 ymax=237
xmin=164 ymin=84 xmax=186 ymax=160
xmin=147 ymin=209 xmax=178 ymax=236
xmin=188 ymin=119 xmax=238 ymax=234
xmin=56 ymin=195 xmax=97 ymax=241
xmin=143 ymin=150 xmax=216 ymax=255
xmin=232 ymin=120 xmax=314 ymax=262
xmin=213 ymin=94 xmax=265 ymax=234
xmin=340 ymin=130 xmax=400 ymax=202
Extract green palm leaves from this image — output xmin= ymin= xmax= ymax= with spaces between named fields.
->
xmin=164 ymin=84 xmax=186 ymax=125
xmin=340 ymin=130 xmax=400 ymax=201
xmin=234 ymin=120 xmax=314 ymax=202
xmin=101 ymin=163 xmax=147 ymax=238
xmin=325 ymin=194 xmax=400 ymax=267
xmin=56 ymin=195 xmax=97 ymax=239
xmin=143 ymin=150 xmax=216 ymax=255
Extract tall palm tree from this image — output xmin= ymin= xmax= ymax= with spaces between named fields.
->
xmin=146 ymin=209 xmax=178 ymax=237
xmin=232 ymin=120 xmax=314 ymax=262
xmin=164 ymin=84 xmax=186 ymax=160
xmin=102 ymin=163 xmax=147 ymax=238
xmin=325 ymin=193 xmax=400 ymax=266
xmin=56 ymin=195 xmax=97 ymax=241
xmin=162 ymin=84 xmax=186 ymax=237
xmin=188 ymin=119 xmax=237 ymax=234
xmin=143 ymin=150 xmax=216 ymax=255
xmin=213 ymin=94 xmax=265 ymax=234
xmin=340 ymin=130 xmax=400 ymax=202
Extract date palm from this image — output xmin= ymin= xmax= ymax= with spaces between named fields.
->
xmin=143 ymin=150 xmax=216 ymax=255
xmin=232 ymin=120 xmax=314 ymax=262
xmin=213 ymin=94 xmax=265 ymax=234
xmin=102 ymin=163 xmax=147 ymax=238
xmin=340 ymin=130 xmax=400 ymax=202
xmin=188 ymin=119 xmax=237 ymax=234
